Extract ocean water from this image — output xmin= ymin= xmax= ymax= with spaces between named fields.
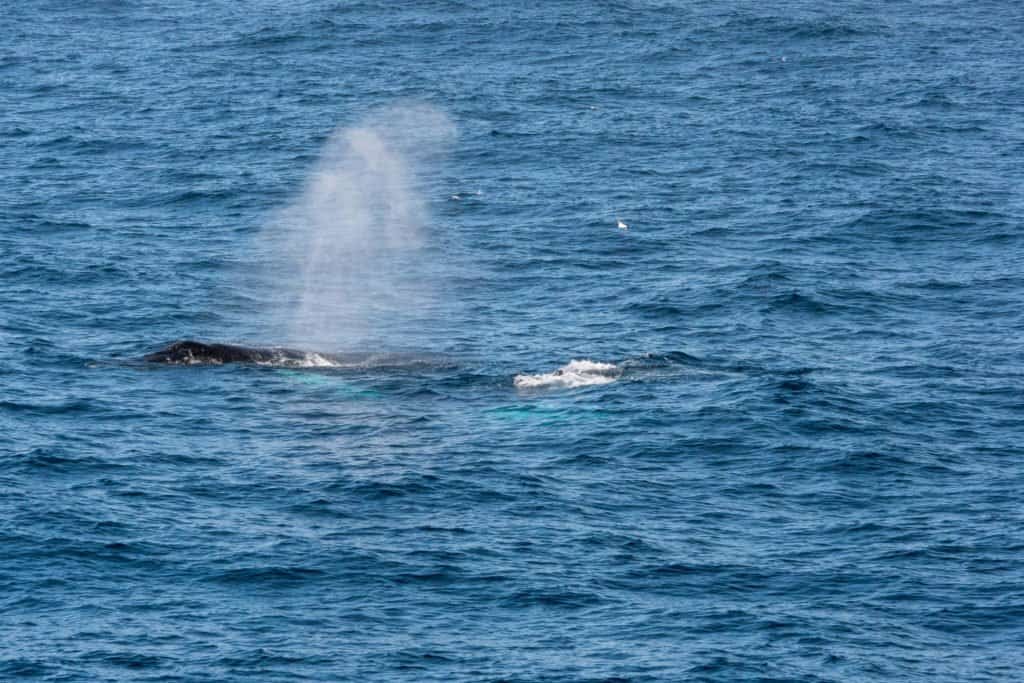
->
xmin=2 ymin=1 xmax=1023 ymax=681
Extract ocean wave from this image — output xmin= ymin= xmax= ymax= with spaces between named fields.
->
xmin=513 ymin=359 xmax=621 ymax=389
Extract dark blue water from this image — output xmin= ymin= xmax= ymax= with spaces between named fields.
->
xmin=3 ymin=2 xmax=1023 ymax=681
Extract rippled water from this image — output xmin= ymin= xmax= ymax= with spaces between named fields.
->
xmin=3 ymin=2 xmax=1023 ymax=681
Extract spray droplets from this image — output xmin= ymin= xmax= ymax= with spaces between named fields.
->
xmin=266 ymin=104 xmax=456 ymax=349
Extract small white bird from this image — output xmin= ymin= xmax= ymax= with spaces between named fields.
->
xmin=617 ymin=219 xmax=629 ymax=230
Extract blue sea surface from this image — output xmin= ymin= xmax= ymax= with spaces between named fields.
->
xmin=3 ymin=2 xmax=1023 ymax=681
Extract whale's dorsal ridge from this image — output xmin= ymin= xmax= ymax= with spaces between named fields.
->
xmin=144 ymin=340 xmax=286 ymax=365
xmin=143 ymin=339 xmax=455 ymax=370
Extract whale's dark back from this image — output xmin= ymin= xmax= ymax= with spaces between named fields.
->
xmin=143 ymin=340 xmax=456 ymax=369
xmin=144 ymin=340 xmax=298 ymax=365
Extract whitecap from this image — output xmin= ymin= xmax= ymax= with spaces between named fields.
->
xmin=513 ymin=360 xmax=621 ymax=389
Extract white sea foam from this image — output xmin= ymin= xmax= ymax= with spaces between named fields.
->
xmin=245 ymin=350 xmax=347 ymax=368
xmin=513 ymin=360 xmax=621 ymax=389
xmin=249 ymin=350 xmax=448 ymax=370
xmin=297 ymin=352 xmax=340 ymax=368
xmin=252 ymin=352 xmax=340 ymax=368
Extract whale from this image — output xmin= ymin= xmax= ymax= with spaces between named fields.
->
xmin=143 ymin=339 xmax=454 ymax=369
xmin=143 ymin=340 xmax=313 ymax=365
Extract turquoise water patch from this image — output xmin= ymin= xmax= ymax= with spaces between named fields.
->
xmin=275 ymin=369 xmax=382 ymax=398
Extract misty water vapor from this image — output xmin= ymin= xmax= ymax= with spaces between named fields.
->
xmin=264 ymin=104 xmax=456 ymax=349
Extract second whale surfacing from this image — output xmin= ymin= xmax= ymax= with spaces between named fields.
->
xmin=144 ymin=340 xmax=451 ymax=369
